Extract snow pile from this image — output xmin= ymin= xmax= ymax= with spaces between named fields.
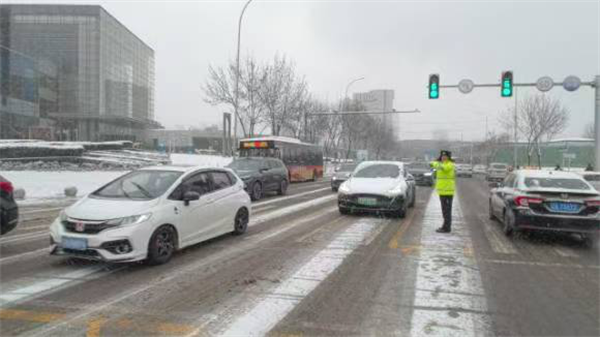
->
xmin=2 ymin=171 xmax=128 ymax=205
xmin=170 ymin=153 xmax=233 ymax=167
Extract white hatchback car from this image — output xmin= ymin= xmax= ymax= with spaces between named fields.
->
xmin=50 ymin=166 xmax=251 ymax=265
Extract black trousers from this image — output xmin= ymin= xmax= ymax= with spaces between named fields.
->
xmin=439 ymin=196 xmax=454 ymax=230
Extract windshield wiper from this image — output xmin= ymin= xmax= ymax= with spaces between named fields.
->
xmin=129 ymin=181 xmax=153 ymax=199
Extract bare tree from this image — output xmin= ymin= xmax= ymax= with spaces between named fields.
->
xmin=500 ymin=94 xmax=569 ymax=166
xmin=203 ymin=56 xmax=268 ymax=137
xmin=476 ymin=132 xmax=510 ymax=165
xmin=257 ymin=55 xmax=297 ymax=136
xmin=584 ymin=123 xmax=594 ymax=139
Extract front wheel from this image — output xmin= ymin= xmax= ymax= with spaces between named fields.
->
xmin=250 ymin=182 xmax=263 ymax=201
xmin=233 ymin=208 xmax=249 ymax=235
xmin=339 ymin=207 xmax=350 ymax=215
xmin=147 ymin=225 xmax=177 ymax=265
xmin=277 ymin=179 xmax=288 ymax=196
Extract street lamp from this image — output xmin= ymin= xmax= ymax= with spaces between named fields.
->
xmin=233 ymin=0 xmax=254 ymax=156
xmin=343 ymin=77 xmax=365 ymax=108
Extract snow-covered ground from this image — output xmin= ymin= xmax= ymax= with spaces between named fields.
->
xmin=169 ymin=153 xmax=232 ymax=167
xmin=2 ymin=171 xmax=127 ymax=206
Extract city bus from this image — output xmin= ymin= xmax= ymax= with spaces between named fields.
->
xmin=238 ymin=136 xmax=324 ymax=182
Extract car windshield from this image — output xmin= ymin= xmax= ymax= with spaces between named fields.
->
xmin=337 ymin=164 xmax=357 ymax=172
xmin=584 ymin=174 xmax=600 ymax=182
xmin=523 ymin=177 xmax=591 ymax=190
xmin=407 ymin=163 xmax=429 ymax=170
xmin=492 ymin=164 xmax=507 ymax=170
xmin=227 ymin=159 xmax=262 ymax=171
xmin=354 ymin=164 xmax=400 ymax=178
xmin=92 ymin=170 xmax=182 ymax=200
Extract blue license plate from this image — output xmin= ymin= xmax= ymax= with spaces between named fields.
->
xmin=549 ymin=202 xmax=580 ymax=213
xmin=62 ymin=237 xmax=88 ymax=250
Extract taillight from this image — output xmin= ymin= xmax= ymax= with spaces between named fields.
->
xmin=0 ymin=181 xmax=13 ymax=194
xmin=514 ymin=196 xmax=543 ymax=207
xmin=585 ymin=200 xmax=600 ymax=207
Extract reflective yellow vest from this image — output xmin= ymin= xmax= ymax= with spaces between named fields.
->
xmin=430 ymin=160 xmax=456 ymax=196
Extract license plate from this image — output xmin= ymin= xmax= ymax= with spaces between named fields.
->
xmin=358 ymin=197 xmax=378 ymax=206
xmin=62 ymin=237 xmax=88 ymax=250
xmin=549 ymin=202 xmax=579 ymax=213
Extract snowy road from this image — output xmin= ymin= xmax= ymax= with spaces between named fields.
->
xmin=0 ymin=179 xmax=598 ymax=336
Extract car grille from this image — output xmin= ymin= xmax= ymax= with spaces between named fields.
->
xmin=63 ymin=219 xmax=110 ymax=234
xmin=61 ymin=248 xmax=100 ymax=258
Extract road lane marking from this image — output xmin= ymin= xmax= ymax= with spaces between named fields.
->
xmin=388 ymin=210 xmax=417 ymax=249
xmin=253 ymin=187 xmax=330 ymax=207
xmin=0 ymin=231 xmax=48 ymax=244
xmin=483 ymin=259 xmax=599 ymax=269
xmin=250 ymin=195 xmax=336 ymax=227
xmin=551 ymin=246 xmax=579 ymax=258
xmin=0 ymin=309 xmax=64 ymax=323
xmin=0 ymin=247 xmax=50 ymax=265
xmin=216 ymin=218 xmax=389 ymax=337
xmin=0 ymin=266 xmax=119 ymax=308
xmin=477 ymin=214 xmax=518 ymax=255
xmin=86 ymin=317 xmax=106 ymax=337
xmin=410 ymin=194 xmax=492 ymax=337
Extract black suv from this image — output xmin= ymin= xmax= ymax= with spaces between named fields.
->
xmin=0 ymin=174 xmax=19 ymax=235
xmin=227 ymin=157 xmax=289 ymax=201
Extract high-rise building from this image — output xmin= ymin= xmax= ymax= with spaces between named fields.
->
xmin=0 ymin=4 xmax=159 ymax=141
xmin=353 ymin=89 xmax=397 ymax=137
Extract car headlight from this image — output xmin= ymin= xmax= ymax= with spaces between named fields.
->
xmin=105 ymin=213 xmax=152 ymax=227
xmin=332 ymin=176 xmax=338 ymax=181
xmin=387 ymin=185 xmax=405 ymax=196
xmin=424 ymin=172 xmax=432 ymax=177
xmin=58 ymin=210 xmax=68 ymax=222
xmin=338 ymin=182 xmax=351 ymax=194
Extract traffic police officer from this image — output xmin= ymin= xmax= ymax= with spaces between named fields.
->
xmin=430 ymin=150 xmax=456 ymax=233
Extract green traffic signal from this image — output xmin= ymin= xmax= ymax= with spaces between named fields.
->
xmin=501 ymin=71 xmax=513 ymax=97
xmin=429 ymin=74 xmax=440 ymax=99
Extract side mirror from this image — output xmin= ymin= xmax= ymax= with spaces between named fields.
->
xmin=489 ymin=182 xmax=501 ymax=189
xmin=407 ymin=175 xmax=415 ymax=181
xmin=183 ymin=191 xmax=201 ymax=206
xmin=259 ymin=168 xmax=269 ymax=173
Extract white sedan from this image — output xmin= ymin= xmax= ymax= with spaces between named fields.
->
xmin=337 ymin=161 xmax=415 ymax=218
xmin=50 ymin=166 xmax=251 ymax=265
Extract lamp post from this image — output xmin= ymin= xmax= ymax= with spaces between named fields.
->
xmin=343 ymin=77 xmax=365 ymax=109
xmin=233 ymin=0 xmax=254 ymax=156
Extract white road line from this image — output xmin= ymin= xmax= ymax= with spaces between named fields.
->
xmin=250 ymin=206 xmax=338 ymax=242
xmin=253 ymin=187 xmax=330 ymax=207
xmin=0 ymin=231 xmax=47 ymax=244
xmin=250 ymin=195 xmax=336 ymax=227
xmin=218 ymin=217 xmax=388 ymax=336
xmin=478 ymin=214 xmax=518 ymax=255
xmin=483 ymin=259 xmax=599 ymax=269
xmin=19 ymin=207 xmax=64 ymax=216
xmin=552 ymin=246 xmax=580 ymax=258
xmin=410 ymin=194 xmax=492 ymax=337
xmin=0 ymin=247 xmax=50 ymax=265
xmin=0 ymin=266 xmax=112 ymax=307
xmin=251 ymin=204 xmax=278 ymax=213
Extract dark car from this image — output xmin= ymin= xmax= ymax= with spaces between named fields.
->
xmin=0 ymin=174 xmax=19 ymax=235
xmin=489 ymin=170 xmax=600 ymax=247
xmin=227 ymin=157 xmax=289 ymax=201
xmin=406 ymin=162 xmax=435 ymax=186
xmin=331 ymin=163 xmax=358 ymax=192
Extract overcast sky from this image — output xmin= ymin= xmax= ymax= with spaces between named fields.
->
xmin=8 ymin=0 xmax=600 ymax=141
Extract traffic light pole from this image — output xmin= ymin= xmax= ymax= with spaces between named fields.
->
xmin=436 ymin=76 xmax=599 ymax=169
xmin=594 ymin=75 xmax=600 ymax=171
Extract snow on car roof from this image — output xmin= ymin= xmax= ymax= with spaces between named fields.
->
xmin=516 ymin=169 xmax=584 ymax=179
xmin=140 ymin=165 xmax=230 ymax=173
xmin=356 ymin=161 xmax=405 ymax=169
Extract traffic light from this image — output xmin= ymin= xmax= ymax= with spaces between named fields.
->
xmin=501 ymin=71 xmax=513 ymax=97
xmin=428 ymin=74 xmax=440 ymax=99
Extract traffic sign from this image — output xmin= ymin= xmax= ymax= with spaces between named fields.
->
xmin=536 ymin=76 xmax=554 ymax=92
xmin=562 ymin=75 xmax=581 ymax=92
xmin=458 ymin=79 xmax=474 ymax=94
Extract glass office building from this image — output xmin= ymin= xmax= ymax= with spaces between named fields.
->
xmin=0 ymin=4 xmax=158 ymax=141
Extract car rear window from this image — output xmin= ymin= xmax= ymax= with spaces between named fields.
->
xmin=524 ymin=178 xmax=591 ymax=190
xmin=492 ymin=164 xmax=507 ymax=170
xmin=584 ymin=174 xmax=600 ymax=182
